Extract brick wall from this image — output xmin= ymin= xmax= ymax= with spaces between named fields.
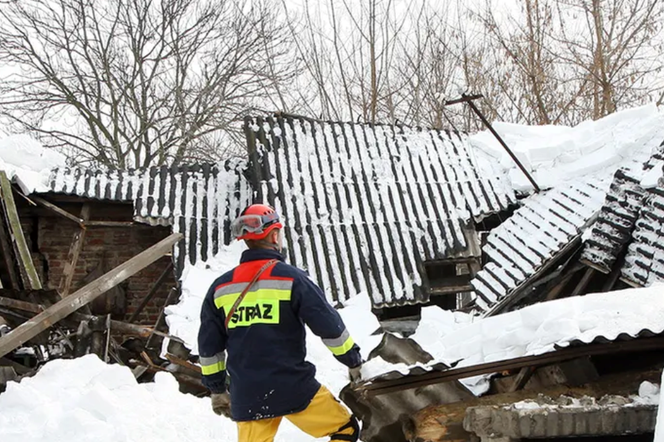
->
xmin=38 ymin=215 xmax=176 ymax=325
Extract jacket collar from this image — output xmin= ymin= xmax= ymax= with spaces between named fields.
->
xmin=240 ymin=248 xmax=286 ymax=264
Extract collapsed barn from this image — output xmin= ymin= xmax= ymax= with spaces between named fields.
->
xmin=2 ymin=105 xmax=664 ymax=441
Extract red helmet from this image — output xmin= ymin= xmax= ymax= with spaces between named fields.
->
xmin=231 ymin=204 xmax=283 ymax=241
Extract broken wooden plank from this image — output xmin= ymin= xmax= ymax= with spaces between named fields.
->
xmin=569 ymin=267 xmax=595 ymax=298
xmin=0 ymin=357 xmax=32 ymax=375
xmin=27 ymin=195 xmax=85 ymax=227
xmin=0 ymin=296 xmax=43 ymax=314
xmin=165 ymin=352 xmax=202 ymax=374
xmin=128 ymin=261 xmax=173 ymax=323
xmin=0 ymin=171 xmax=42 ymax=290
xmin=0 ymin=232 xmax=182 ymax=359
xmin=85 ymin=220 xmax=136 ymax=227
xmin=59 ymin=204 xmax=91 ymax=297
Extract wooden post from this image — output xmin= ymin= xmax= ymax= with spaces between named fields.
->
xmin=0 ymin=232 xmax=182 ymax=359
xmin=59 ymin=204 xmax=91 ymax=297
xmin=569 ymin=268 xmax=595 ymax=298
xmin=146 ymin=286 xmax=179 ymax=348
xmin=507 ymin=366 xmax=536 ymax=392
xmin=0 ymin=212 xmax=20 ymax=289
xmin=0 ymin=171 xmax=42 ymax=290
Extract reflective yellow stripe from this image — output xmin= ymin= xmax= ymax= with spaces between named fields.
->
xmin=327 ymin=335 xmax=355 ymax=356
xmin=201 ymin=360 xmax=226 ymax=375
xmin=214 ymin=289 xmax=291 ymax=310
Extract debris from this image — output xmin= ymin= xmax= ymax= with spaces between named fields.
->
xmin=0 ymin=232 xmax=183 ymax=359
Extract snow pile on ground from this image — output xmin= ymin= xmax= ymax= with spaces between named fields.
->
xmin=365 ymin=284 xmax=664 ymax=395
xmin=0 ymin=134 xmax=67 ymax=193
xmin=470 ymin=103 xmax=664 ymax=192
xmin=0 ymin=354 xmax=338 ymax=442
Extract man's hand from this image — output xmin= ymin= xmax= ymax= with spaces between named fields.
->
xmin=211 ymin=392 xmax=231 ymax=418
xmin=349 ymin=365 xmax=363 ymax=384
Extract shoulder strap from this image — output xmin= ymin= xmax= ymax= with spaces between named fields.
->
xmin=224 ymin=259 xmax=279 ymax=329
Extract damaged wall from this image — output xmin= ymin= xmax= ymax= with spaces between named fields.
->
xmin=9 ymin=199 xmax=176 ymax=325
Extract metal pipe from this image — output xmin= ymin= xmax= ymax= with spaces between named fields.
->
xmin=446 ymin=94 xmax=541 ymax=192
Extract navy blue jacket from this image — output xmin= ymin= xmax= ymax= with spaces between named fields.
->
xmin=197 ymin=248 xmax=362 ymax=421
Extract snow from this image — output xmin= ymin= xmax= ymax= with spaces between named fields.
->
xmin=0 ymin=354 xmax=341 ymax=442
xmin=641 ymin=161 xmax=664 ymax=188
xmin=470 ymin=103 xmax=664 ymax=192
xmin=634 ymin=381 xmax=661 ymax=406
xmin=0 ymin=134 xmax=67 ymax=193
xmin=365 ymin=284 xmax=664 ymax=395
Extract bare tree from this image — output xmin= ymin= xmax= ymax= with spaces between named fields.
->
xmin=0 ymin=0 xmax=294 ymax=168
xmin=554 ymin=0 xmax=664 ymax=120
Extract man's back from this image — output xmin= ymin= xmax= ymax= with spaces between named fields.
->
xmin=198 ymin=248 xmax=361 ymax=421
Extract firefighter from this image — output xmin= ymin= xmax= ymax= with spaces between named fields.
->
xmin=198 ymin=203 xmax=362 ymax=442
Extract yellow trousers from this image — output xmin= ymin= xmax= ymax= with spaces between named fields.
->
xmin=237 ymin=385 xmax=357 ymax=442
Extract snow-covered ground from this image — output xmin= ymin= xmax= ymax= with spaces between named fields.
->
xmin=470 ymin=103 xmax=664 ymax=192
xmin=0 ymin=354 xmax=348 ymax=442
xmin=0 ymin=134 xmax=67 ymax=193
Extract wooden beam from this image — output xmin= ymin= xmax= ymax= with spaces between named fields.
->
xmin=0 ymin=357 xmax=32 ymax=375
xmin=569 ymin=267 xmax=595 ymax=298
xmin=27 ymin=195 xmax=85 ymax=227
xmin=128 ymin=261 xmax=174 ymax=323
xmin=59 ymin=204 xmax=91 ymax=297
xmin=0 ymin=296 xmax=43 ymax=314
xmin=0 ymin=210 xmax=20 ymax=289
xmin=0 ymin=171 xmax=42 ymax=290
xmin=0 ymin=232 xmax=182 ymax=359
xmin=85 ymin=220 xmax=136 ymax=227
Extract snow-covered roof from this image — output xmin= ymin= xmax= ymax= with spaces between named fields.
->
xmin=472 ymin=176 xmax=608 ymax=312
xmin=245 ymin=114 xmax=516 ymax=307
xmin=581 ymin=168 xmax=649 ymax=273
xmin=134 ymin=161 xmax=252 ymax=270
xmin=43 ymin=161 xmax=252 ymax=273
xmin=575 ymin=141 xmax=664 ymax=287
xmin=470 ymin=105 xmax=664 ymax=314
xmin=47 ymin=167 xmax=144 ymax=201
xmin=622 ymin=184 xmax=664 ymax=286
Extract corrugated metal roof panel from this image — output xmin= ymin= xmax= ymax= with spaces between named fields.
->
xmin=47 ymin=167 xmax=144 ymax=201
xmin=621 ymin=184 xmax=664 ymax=286
xmin=245 ymin=115 xmax=516 ymax=307
xmin=472 ymin=177 xmax=608 ymax=312
xmin=581 ymin=168 xmax=647 ymax=273
xmin=134 ymin=160 xmax=252 ymax=270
